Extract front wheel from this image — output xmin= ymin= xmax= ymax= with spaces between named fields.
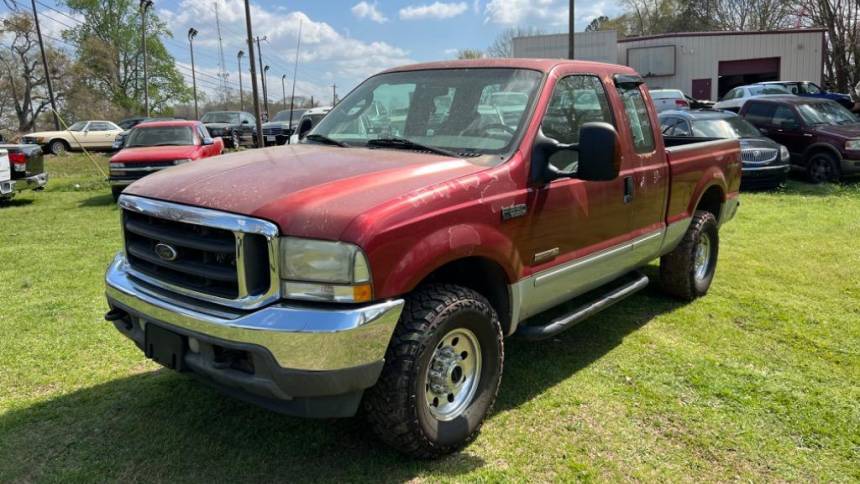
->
xmin=806 ymin=152 xmax=840 ymax=184
xmin=363 ymin=284 xmax=504 ymax=458
xmin=49 ymin=139 xmax=68 ymax=156
xmin=660 ymin=210 xmax=719 ymax=301
xmin=230 ymin=131 xmax=241 ymax=149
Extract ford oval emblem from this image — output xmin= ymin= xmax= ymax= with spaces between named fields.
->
xmin=154 ymin=242 xmax=178 ymax=262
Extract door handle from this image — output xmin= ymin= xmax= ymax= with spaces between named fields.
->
xmin=623 ymin=176 xmax=634 ymax=204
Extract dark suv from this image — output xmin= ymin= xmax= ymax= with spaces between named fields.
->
xmin=740 ymin=97 xmax=860 ymax=183
xmin=660 ymin=109 xmax=790 ymax=189
xmin=200 ymin=111 xmax=257 ymax=148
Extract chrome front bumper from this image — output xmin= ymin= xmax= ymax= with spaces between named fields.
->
xmin=105 ymin=253 xmax=404 ymax=372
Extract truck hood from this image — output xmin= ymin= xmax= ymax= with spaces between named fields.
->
xmin=812 ymin=124 xmax=860 ymax=139
xmin=111 ymin=145 xmax=199 ymax=163
xmin=25 ymin=130 xmax=71 ymax=139
xmin=124 ymin=144 xmax=487 ymax=239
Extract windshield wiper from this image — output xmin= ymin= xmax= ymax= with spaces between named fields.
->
xmin=367 ymin=136 xmax=460 ymax=158
xmin=305 ymin=133 xmax=349 ymax=147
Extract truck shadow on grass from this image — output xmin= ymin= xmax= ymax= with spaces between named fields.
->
xmin=0 ymin=268 xmax=685 ymax=482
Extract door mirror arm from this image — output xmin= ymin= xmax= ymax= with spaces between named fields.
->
xmin=530 ymin=130 xmax=577 ymax=185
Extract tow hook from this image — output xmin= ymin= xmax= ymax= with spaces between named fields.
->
xmin=104 ymin=308 xmax=131 ymax=329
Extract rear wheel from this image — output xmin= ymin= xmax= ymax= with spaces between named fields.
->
xmin=49 ymin=139 xmax=68 ymax=156
xmin=806 ymin=152 xmax=840 ymax=184
xmin=660 ymin=210 xmax=719 ymax=301
xmin=363 ymin=284 xmax=504 ymax=458
xmin=230 ymin=131 xmax=241 ymax=149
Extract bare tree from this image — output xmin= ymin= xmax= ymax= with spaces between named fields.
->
xmin=0 ymin=14 xmax=70 ymax=132
xmin=456 ymin=49 xmax=484 ymax=59
xmin=803 ymin=0 xmax=860 ymax=92
xmin=486 ymin=26 xmax=545 ymax=58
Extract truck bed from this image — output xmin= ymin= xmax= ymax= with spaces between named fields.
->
xmin=664 ymin=138 xmax=742 ymax=225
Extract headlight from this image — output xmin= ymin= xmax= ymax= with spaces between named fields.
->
xmin=173 ymin=158 xmax=192 ymax=165
xmin=779 ymin=145 xmax=790 ymax=161
xmin=846 ymin=139 xmax=860 ymax=151
xmin=34 ymin=137 xmax=46 ymax=143
xmin=279 ymin=237 xmax=372 ymax=303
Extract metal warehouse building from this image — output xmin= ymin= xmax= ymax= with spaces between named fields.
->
xmin=513 ymin=29 xmax=825 ymax=101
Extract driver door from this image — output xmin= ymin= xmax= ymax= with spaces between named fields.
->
xmin=522 ymin=73 xmax=634 ymax=306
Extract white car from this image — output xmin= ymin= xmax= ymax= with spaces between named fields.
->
xmin=650 ymin=89 xmax=691 ymax=112
xmin=0 ymin=149 xmax=11 ymax=199
xmin=713 ymin=84 xmax=792 ymax=112
xmin=21 ymin=120 xmax=124 ymax=155
xmin=289 ymin=106 xmax=333 ymax=144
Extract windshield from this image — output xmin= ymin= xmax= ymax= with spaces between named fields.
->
xmin=68 ymin=121 xmax=87 ymax=131
xmin=273 ymin=110 xmax=306 ymax=122
xmin=797 ymin=102 xmax=858 ymax=125
xmin=692 ymin=117 xmax=761 ymax=138
xmin=201 ymin=112 xmax=239 ymax=124
xmin=309 ymin=68 xmax=543 ymax=158
xmin=125 ymin=126 xmax=195 ymax=147
xmin=750 ymin=85 xmax=790 ymax=96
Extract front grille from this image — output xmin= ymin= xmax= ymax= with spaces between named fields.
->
xmin=262 ymin=127 xmax=286 ymax=136
xmin=119 ymin=196 xmax=279 ymax=308
xmin=741 ymin=148 xmax=778 ymax=164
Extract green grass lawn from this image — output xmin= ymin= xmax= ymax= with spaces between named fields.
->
xmin=1 ymin=154 xmax=858 ymax=482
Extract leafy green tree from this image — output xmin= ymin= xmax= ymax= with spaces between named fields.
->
xmin=63 ymin=0 xmax=190 ymax=114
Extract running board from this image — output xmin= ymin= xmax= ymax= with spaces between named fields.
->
xmin=515 ymin=273 xmax=650 ymax=341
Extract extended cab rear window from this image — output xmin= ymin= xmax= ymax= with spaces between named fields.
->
xmin=617 ymin=84 xmax=655 ymax=153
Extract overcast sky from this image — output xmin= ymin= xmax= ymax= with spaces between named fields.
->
xmin=15 ymin=0 xmax=624 ymax=107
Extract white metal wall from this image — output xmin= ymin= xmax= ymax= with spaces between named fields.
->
xmin=618 ymin=31 xmax=824 ymax=100
xmin=512 ymin=31 xmax=618 ymax=64
xmin=513 ymin=30 xmax=825 ymax=101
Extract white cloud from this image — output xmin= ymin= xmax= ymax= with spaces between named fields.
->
xmin=351 ymin=1 xmax=388 ymax=23
xmin=484 ymin=0 xmax=560 ymax=26
xmin=399 ymin=2 xmax=469 ymax=20
xmin=162 ymin=0 xmax=414 ymax=89
xmin=484 ymin=0 xmax=617 ymax=28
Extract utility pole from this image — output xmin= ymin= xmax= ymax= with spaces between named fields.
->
xmin=568 ymin=0 xmax=575 ymax=60
xmin=281 ymin=75 xmax=287 ymax=112
xmin=237 ymin=50 xmax=245 ymax=111
xmin=263 ymin=65 xmax=270 ymax=120
xmin=30 ymin=0 xmax=59 ymax=130
xmin=188 ymin=28 xmax=199 ymax=119
xmin=287 ymin=19 xmax=302 ymax=135
xmin=242 ymin=0 xmax=263 ymax=147
xmin=332 ymin=84 xmax=337 ymax=106
xmin=140 ymin=0 xmax=153 ymax=116
xmin=214 ymin=2 xmax=228 ymax=102
xmin=255 ymin=36 xmax=267 ymax=119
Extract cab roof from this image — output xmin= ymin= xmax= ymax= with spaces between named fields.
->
xmin=381 ymin=58 xmax=637 ymax=76
xmin=135 ymin=120 xmax=201 ymax=128
xmin=659 ymin=109 xmax=737 ymax=120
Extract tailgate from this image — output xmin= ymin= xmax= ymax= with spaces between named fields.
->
xmin=664 ymin=139 xmax=742 ymax=224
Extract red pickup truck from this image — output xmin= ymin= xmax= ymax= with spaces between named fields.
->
xmin=104 ymin=59 xmax=740 ymax=457
xmin=108 ymin=120 xmax=223 ymax=200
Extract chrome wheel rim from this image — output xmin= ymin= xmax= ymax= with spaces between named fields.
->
xmin=694 ymin=232 xmax=712 ymax=282
xmin=424 ymin=328 xmax=482 ymax=421
xmin=52 ymin=141 xmax=65 ymax=155
xmin=232 ymin=133 xmax=240 ymax=147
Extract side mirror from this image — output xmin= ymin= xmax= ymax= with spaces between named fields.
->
xmin=202 ymin=137 xmax=214 ymax=145
xmin=242 ymin=119 xmax=250 ymax=125
xmin=577 ymin=123 xmax=620 ymax=181
xmin=298 ymin=118 xmax=313 ymax=140
xmin=530 ymin=122 xmax=619 ymax=185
